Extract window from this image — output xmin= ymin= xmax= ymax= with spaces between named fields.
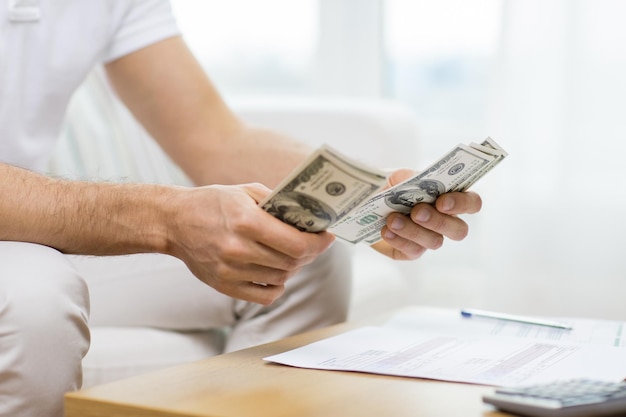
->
xmin=384 ymin=0 xmax=502 ymax=159
xmin=170 ymin=0 xmax=502 ymax=158
xmin=170 ymin=0 xmax=318 ymax=95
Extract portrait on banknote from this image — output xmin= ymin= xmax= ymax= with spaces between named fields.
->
xmin=262 ymin=191 xmax=335 ymax=232
xmin=384 ymin=179 xmax=446 ymax=213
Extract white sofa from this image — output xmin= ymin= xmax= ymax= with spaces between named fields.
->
xmin=49 ymin=70 xmax=420 ymax=388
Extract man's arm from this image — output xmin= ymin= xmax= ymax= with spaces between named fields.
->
xmin=0 ymin=160 xmax=334 ymax=305
xmin=104 ymin=35 xmax=310 ymax=188
xmin=0 ymin=163 xmax=172 ymax=255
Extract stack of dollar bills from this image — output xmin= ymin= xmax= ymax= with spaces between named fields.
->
xmin=259 ymin=137 xmax=507 ymax=245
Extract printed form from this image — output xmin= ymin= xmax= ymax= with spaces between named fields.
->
xmin=264 ymin=307 xmax=626 ymax=387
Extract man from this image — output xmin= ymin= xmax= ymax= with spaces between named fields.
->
xmin=0 ymin=1 xmax=482 ymax=416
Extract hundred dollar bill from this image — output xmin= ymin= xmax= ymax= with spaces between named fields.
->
xmin=454 ymin=137 xmax=507 ymax=192
xmin=259 ymin=145 xmax=389 ymax=232
xmin=328 ymin=143 xmax=500 ymax=244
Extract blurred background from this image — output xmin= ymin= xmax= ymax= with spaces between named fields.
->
xmin=169 ymin=0 xmax=626 ymax=320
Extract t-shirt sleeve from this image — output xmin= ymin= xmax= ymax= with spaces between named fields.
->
xmin=102 ymin=0 xmax=181 ymax=63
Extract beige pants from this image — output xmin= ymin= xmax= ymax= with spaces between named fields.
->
xmin=0 ymin=241 xmax=352 ymax=417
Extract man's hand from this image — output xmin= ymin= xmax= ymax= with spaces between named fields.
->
xmin=166 ymin=183 xmax=335 ymax=305
xmin=371 ymin=169 xmax=482 ymax=260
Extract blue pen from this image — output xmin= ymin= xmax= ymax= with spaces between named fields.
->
xmin=461 ymin=308 xmax=573 ymax=330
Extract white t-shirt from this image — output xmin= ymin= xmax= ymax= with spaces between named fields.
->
xmin=0 ymin=0 xmax=180 ymax=171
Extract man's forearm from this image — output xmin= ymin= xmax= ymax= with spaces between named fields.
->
xmin=0 ymin=163 xmax=176 ymax=255
xmin=104 ymin=36 xmax=312 ymax=189
xmin=186 ymin=125 xmax=313 ymax=188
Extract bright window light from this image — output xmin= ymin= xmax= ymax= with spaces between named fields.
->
xmin=170 ymin=0 xmax=318 ymax=95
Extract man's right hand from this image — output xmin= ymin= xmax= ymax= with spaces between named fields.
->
xmin=165 ymin=183 xmax=336 ymax=305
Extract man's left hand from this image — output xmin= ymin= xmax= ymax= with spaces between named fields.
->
xmin=371 ymin=169 xmax=482 ymax=260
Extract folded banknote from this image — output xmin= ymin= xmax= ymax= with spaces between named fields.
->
xmin=260 ymin=137 xmax=507 ymax=244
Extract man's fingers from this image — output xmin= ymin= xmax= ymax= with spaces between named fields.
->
xmin=242 ymin=182 xmax=272 ymax=203
xmin=435 ymin=191 xmax=482 ymax=215
xmin=237 ymin=281 xmax=287 ymax=305
xmin=374 ymin=232 xmax=428 ymax=261
xmin=387 ymin=169 xmax=416 ymax=187
xmin=386 ymin=211 xmax=446 ymax=248
xmin=206 ymin=262 xmax=298 ymax=305
xmin=410 ymin=205 xmax=469 ymax=241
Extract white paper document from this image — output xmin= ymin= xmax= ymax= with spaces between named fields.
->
xmin=264 ymin=308 xmax=626 ymax=387
xmin=386 ymin=308 xmax=626 ymax=348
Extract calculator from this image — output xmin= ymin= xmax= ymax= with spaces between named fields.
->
xmin=482 ymin=378 xmax=626 ymax=417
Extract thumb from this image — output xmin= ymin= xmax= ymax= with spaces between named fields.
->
xmin=242 ymin=183 xmax=273 ymax=204
xmin=387 ymin=168 xmax=416 ymax=188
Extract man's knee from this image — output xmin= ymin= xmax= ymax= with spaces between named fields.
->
xmin=258 ymin=240 xmax=353 ymax=320
xmin=0 ymin=241 xmax=89 ymax=326
xmin=227 ymin=242 xmax=354 ymax=352
xmin=0 ymin=242 xmax=90 ymax=417
xmin=305 ymin=241 xmax=353 ymax=322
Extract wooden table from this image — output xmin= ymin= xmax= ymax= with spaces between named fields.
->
xmin=65 ymin=320 xmax=510 ymax=417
